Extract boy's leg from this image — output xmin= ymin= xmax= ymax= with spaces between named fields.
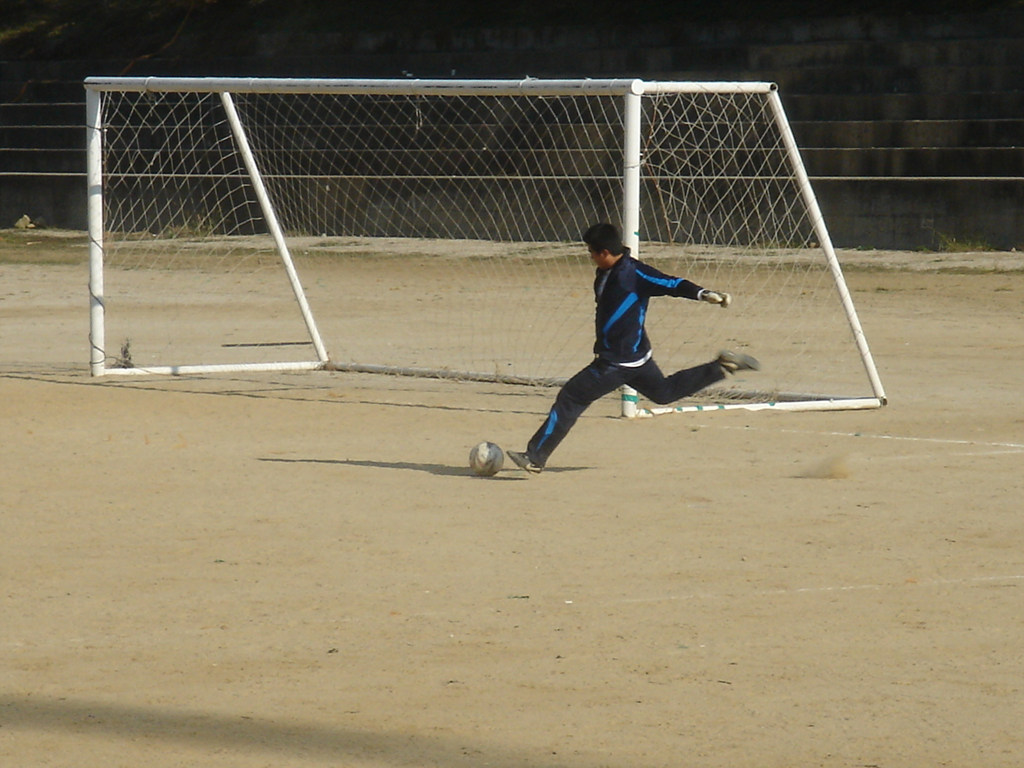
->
xmin=628 ymin=358 xmax=725 ymax=405
xmin=525 ymin=358 xmax=627 ymax=467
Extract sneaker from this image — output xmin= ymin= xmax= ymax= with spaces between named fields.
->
xmin=717 ymin=350 xmax=761 ymax=374
xmin=506 ymin=449 xmax=543 ymax=474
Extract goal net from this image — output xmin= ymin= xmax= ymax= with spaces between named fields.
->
xmin=84 ymin=77 xmax=885 ymax=414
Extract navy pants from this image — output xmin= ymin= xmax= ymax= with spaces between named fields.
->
xmin=526 ymin=357 xmax=725 ymax=467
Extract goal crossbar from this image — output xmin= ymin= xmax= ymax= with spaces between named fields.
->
xmin=84 ymin=76 xmax=776 ymax=97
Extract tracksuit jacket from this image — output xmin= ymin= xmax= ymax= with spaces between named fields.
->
xmin=593 ymin=247 xmax=703 ymax=366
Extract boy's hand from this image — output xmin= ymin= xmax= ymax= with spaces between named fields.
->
xmin=699 ymin=289 xmax=731 ymax=308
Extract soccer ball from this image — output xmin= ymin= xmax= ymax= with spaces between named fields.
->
xmin=469 ymin=441 xmax=504 ymax=476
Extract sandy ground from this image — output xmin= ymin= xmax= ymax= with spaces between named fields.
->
xmin=2 ymin=231 xmax=1023 ymax=767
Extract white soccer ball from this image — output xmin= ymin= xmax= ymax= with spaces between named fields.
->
xmin=469 ymin=441 xmax=504 ymax=476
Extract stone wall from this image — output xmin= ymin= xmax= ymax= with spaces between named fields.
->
xmin=2 ymin=7 xmax=1022 ymax=249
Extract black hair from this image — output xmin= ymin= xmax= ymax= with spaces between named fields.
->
xmin=582 ymin=222 xmax=625 ymax=255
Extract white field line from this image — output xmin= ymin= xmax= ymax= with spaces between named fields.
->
xmin=885 ymin=448 xmax=1024 ymax=460
xmin=716 ymin=424 xmax=1024 ymax=453
xmin=616 ymin=573 xmax=1024 ymax=606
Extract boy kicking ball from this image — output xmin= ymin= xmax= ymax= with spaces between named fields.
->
xmin=507 ymin=222 xmax=759 ymax=474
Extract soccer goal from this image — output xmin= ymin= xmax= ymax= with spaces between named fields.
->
xmin=84 ymin=76 xmax=885 ymax=415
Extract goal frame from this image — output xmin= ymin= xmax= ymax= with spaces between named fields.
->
xmin=84 ymin=76 xmax=887 ymax=414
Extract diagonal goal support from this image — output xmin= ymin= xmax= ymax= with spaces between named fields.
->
xmin=218 ymin=90 xmax=329 ymax=366
xmin=84 ymin=76 xmax=885 ymax=414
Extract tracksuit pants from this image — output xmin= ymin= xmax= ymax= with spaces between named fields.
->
xmin=526 ymin=356 xmax=725 ymax=467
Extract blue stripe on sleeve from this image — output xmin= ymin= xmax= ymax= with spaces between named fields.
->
xmin=636 ymin=267 xmax=682 ymax=290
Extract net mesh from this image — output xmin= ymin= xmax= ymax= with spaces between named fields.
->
xmin=95 ymin=83 xmax=877 ymax=406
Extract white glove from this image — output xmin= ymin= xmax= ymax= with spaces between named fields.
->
xmin=699 ymin=289 xmax=732 ymax=308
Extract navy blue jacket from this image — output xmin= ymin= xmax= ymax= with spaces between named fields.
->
xmin=593 ymin=249 xmax=703 ymax=365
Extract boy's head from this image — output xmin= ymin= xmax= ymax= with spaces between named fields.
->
xmin=583 ymin=222 xmax=626 ymax=270
xmin=582 ymin=222 xmax=625 ymax=256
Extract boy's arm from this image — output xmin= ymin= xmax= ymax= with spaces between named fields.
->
xmin=634 ymin=263 xmax=703 ymax=299
xmin=635 ymin=263 xmax=730 ymax=306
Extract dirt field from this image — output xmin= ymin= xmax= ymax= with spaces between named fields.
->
xmin=2 ymin=230 xmax=1023 ymax=767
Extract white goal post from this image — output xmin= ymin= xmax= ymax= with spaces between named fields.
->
xmin=84 ymin=76 xmax=886 ymax=415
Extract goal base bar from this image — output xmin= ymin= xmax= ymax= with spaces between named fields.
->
xmin=95 ymin=358 xmax=571 ymax=386
xmin=633 ymin=396 xmax=885 ymax=417
xmin=325 ymin=361 xmax=568 ymax=388
xmin=94 ymin=360 xmax=326 ymax=377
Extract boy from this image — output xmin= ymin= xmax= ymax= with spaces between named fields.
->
xmin=507 ymin=222 xmax=759 ymax=474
